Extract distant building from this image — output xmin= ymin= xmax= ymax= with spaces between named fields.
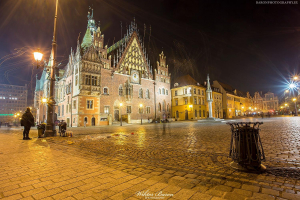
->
xmin=253 ymin=91 xmax=278 ymax=113
xmin=171 ymin=75 xmax=207 ymax=120
xmin=253 ymin=92 xmax=264 ymax=112
xmin=0 ymin=83 xmax=28 ymax=123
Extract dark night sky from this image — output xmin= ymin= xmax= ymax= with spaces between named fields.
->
xmin=1 ymin=0 xmax=300 ymax=103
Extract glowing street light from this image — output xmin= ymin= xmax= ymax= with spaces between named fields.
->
xmin=294 ymin=76 xmax=298 ymax=80
xmin=42 ymin=98 xmax=47 ymax=103
xmin=34 ymin=49 xmax=43 ymax=62
xmin=34 ymin=0 xmax=59 ymax=137
xmin=285 ymin=103 xmax=288 ymax=107
xmin=290 ymin=83 xmax=296 ymax=89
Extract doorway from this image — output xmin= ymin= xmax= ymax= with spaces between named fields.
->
xmin=91 ymin=117 xmax=95 ymax=126
xmin=185 ymin=110 xmax=188 ymax=120
xmin=114 ymin=110 xmax=119 ymax=121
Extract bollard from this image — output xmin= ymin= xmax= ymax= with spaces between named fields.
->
xmin=227 ymin=122 xmax=266 ymax=172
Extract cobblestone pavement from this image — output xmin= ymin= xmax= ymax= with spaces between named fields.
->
xmin=1 ymin=117 xmax=300 ymax=199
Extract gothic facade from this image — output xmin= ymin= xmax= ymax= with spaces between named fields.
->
xmin=35 ymin=9 xmax=171 ymax=127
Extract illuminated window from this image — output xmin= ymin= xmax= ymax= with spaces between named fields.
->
xmin=104 ymin=106 xmax=110 ymax=114
xmin=146 ymin=89 xmax=150 ymax=99
xmin=194 ymin=88 xmax=196 ymax=94
xmin=162 ymin=88 xmax=165 ymax=95
xmin=175 ymin=90 xmax=177 ymax=96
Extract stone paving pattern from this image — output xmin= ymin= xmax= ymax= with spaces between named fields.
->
xmin=1 ymin=117 xmax=300 ymax=199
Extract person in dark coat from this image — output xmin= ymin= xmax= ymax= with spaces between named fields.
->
xmin=21 ymin=107 xmax=34 ymax=140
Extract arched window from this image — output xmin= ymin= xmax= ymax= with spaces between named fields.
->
xmin=162 ymin=88 xmax=165 ymax=95
xmin=119 ymin=85 xmax=123 ymax=96
xmin=159 ymin=89 xmax=161 ymax=94
xmin=84 ymin=117 xmax=87 ymax=122
xmin=158 ymin=103 xmax=161 ymax=112
xmin=146 ymin=89 xmax=150 ymax=99
xmin=139 ymin=88 xmax=143 ymax=98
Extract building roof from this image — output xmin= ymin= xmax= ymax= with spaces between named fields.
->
xmin=217 ymin=81 xmax=248 ymax=97
xmin=173 ymin=74 xmax=203 ymax=88
xmin=81 ymin=28 xmax=93 ymax=49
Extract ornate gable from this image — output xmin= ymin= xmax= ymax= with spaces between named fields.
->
xmin=116 ymin=32 xmax=152 ymax=79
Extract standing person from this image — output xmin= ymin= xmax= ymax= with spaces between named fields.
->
xmin=21 ymin=107 xmax=34 ymax=140
xmin=84 ymin=120 xmax=87 ymax=128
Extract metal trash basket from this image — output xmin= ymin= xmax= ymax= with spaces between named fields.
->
xmin=227 ymin=122 xmax=266 ymax=171
xmin=58 ymin=121 xmax=67 ymax=137
xmin=37 ymin=123 xmax=46 ymax=138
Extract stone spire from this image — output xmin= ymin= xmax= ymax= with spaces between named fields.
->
xmin=207 ymin=74 xmax=212 ymax=92
xmin=206 ymin=74 xmax=214 ymax=118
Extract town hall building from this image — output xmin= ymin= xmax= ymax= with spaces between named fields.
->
xmin=34 ymin=8 xmax=171 ymax=127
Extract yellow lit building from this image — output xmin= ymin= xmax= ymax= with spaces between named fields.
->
xmin=211 ymin=87 xmax=223 ymax=118
xmin=171 ymin=75 xmax=207 ymax=120
xmin=213 ymin=81 xmax=253 ymax=118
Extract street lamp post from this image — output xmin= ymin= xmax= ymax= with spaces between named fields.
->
xmin=120 ymin=103 xmax=123 ymax=126
xmin=139 ymin=104 xmax=143 ymax=125
xmin=34 ymin=0 xmax=59 ymax=137
xmin=293 ymin=98 xmax=298 ymax=116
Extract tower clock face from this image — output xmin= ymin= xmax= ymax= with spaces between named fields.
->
xmin=131 ymin=70 xmax=139 ymax=83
